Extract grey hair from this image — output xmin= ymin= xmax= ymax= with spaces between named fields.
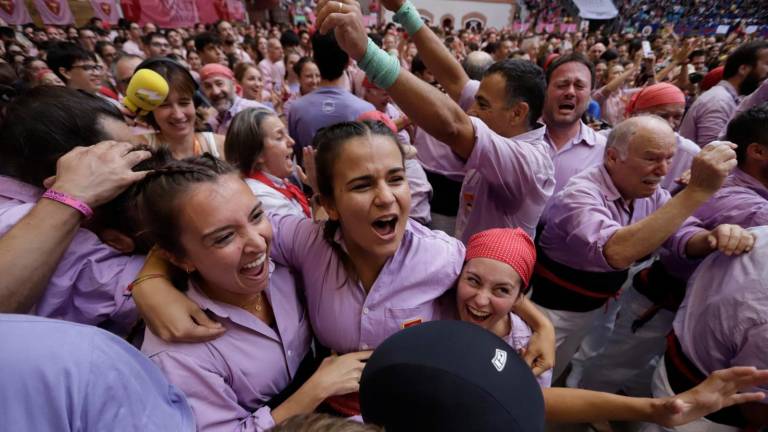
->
xmin=462 ymin=51 xmax=494 ymax=81
xmin=606 ymin=115 xmax=672 ymax=160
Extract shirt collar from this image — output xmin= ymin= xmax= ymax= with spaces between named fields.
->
xmin=598 ymin=164 xmax=624 ymax=203
xmin=545 ymin=121 xmax=598 ymax=153
xmin=0 ymin=175 xmax=42 ymax=203
xmin=732 ymin=168 xmax=768 ymax=198
xmin=185 ymin=266 xmax=279 ymax=340
xmin=717 ymin=80 xmax=741 ymax=103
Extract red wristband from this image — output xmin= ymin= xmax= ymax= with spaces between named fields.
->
xmin=41 ymin=189 xmax=94 ymax=220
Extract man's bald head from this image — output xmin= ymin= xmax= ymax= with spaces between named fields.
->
xmin=462 ymin=51 xmax=494 ymax=81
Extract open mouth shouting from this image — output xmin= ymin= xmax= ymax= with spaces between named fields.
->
xmin=371 ymin=214 xmax=399 ymax=241
xmin=557 ymin=101 xmax=576 ymax=115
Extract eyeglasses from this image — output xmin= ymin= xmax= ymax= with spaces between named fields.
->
xmin=71 ymin=64 xmax=104 ymax=72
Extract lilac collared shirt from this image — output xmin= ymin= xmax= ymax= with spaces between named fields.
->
xmin=215 ymin=96 xmax=273 ymax=135
xmin=258 ymin=58 xmax=285 ymax=92
xmin=412 ymin=126 xmax=466 ymax=181
xmin=454 ymin=80 xmax=555 ymax=242
xmin=270 ymin=214 xmax=465 ymax=354
xmin=141 ymin=266 xmax=312 ymax=432
xmin=693 ymin=167 xmax=768 ymax=228
xmin=544 ymin=121 xmax=607 ymax=197
xmin=674 ymin=226 xmax=768 ymax=397
xmin=0 ymin=314 xmax=194 ymax=432
xmin=538 ymin=165 xmax=703 ymax=272
xmin=679 ymin=81 xmax=741 ymax=147
xmin=0 ymin=176 xmax=141 ymax=334
xmin=287 ymin=86 xmax=375 ymax=158
xmin=729 ymin=78 xmax=768 ymax=125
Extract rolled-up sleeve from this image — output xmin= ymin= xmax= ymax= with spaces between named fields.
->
xmin=465 ymin=117 xmax=552 ymax=216
xmin=546 ymin=187 xmax=625 ymax=272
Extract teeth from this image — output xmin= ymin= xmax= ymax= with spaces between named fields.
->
xmin=468 ymin=306 xmax=490 ymax=317
xmin=242 ymin=254 xmax=265 ymax=270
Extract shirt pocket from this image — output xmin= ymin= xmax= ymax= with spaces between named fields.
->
xmin=385 ymin=305 xmax=434 ymax=330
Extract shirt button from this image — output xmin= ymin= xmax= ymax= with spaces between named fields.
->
xmin=363 ymin=307 xmax=370 ymax=314
xmin=287 ymin=350 xmax=292 ymax=356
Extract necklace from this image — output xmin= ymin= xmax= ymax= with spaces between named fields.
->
xmin=237 ymin=292 xmax=265 ymax=313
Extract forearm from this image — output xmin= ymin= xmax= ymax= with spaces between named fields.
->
xmin=544 ymin=388 xmax=658 ymax=423
xmin=408 ymin=23 xmax=469 ymax=101
xmin=386 ymin=66 xmax=475 ymax=158
xmin=0 ymin=200 xmax=82 ymax=312
xmin=513 ymin=297 xmax=550 ymax=331
xmin=270 ymin=378 xmax=326 ymax=424
xmin=604 ymin=188 xmax=709 ymax=269
xmin=604 ymin=68 xmax=635 ymax=93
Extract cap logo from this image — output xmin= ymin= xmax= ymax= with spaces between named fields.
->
xmin=491 ymin=348 xmax=507 ymax=372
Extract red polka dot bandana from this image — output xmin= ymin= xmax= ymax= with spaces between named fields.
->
xmin=465 ymin=228 xmax=536 ymax=287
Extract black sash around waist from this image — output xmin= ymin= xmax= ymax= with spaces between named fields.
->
xmin=530 ymin=247 xmax=629 ymax=312
xmin=630 ymin=260 xmax=688 ymax=332
xmin=664 ymin=332 xmax=749 ymax=428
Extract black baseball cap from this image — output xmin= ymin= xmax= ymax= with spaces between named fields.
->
xmin=360 ymin=320 xmax=545 ymax=432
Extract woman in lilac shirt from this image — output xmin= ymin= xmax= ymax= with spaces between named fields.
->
xmin=135 ymin=154 xmax=370 ymax=431
xmin=133 ymin=120 xmax=555 ymax=373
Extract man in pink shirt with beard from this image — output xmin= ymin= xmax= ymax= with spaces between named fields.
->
xmin=531 ymin=115 xmax=755 ymax=381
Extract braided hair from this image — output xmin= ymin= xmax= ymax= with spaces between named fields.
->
xmin=136 ymin=151 xmax=237 ymax=258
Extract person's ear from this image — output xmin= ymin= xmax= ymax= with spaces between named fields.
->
xmin=166 ymin=253 xmax=196 ymax=274
xmin=509 ymin=101 xmax=530 ymax=127
xmin=320 ymin=196 xmax=339 ymax=221
xmin=58 ymin=67 xmax=70 ymax=81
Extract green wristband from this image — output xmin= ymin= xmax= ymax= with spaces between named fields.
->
xmin=359 ymin=38 xmax=401 ymax=89
xmin=393 ymin=1 xmax=424 ymax=36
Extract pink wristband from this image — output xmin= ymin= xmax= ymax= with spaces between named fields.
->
xmin=41 ymin=189 xmax=94 ymax=220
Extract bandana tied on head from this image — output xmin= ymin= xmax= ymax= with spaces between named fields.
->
xmin=199 ymin=63 xmax=235 ymax=82
xmin=465 ymin=228 xmax=536 ymax=287
xmin=625 ymin=83 xmax=685 ymax=116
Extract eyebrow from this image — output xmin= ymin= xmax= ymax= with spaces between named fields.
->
xmin=345 ymin=167 xmax=405 ymax=186
xmin=201 ymin=202 xmax=262 ymax=240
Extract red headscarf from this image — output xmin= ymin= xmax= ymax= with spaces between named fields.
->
xmin=357 ymin=110 xmax=398 ymax=134
xmin=625 ymin=83 xmax=686 ymax=116
xmin=700 ymin=66 xmax=725 ymax=92
xmin=465 ymin=228 xmax=536 ymax=287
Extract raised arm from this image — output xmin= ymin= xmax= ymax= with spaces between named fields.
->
xmin=316 ymin=0 xmax=476 ymax=158
xmin=379 ymin=0 xmax=469 ymax=101
xmin=0 ymin=142 xmax=150 ymax=313
xmin=603 ymin=143 xmax=743 ymax=269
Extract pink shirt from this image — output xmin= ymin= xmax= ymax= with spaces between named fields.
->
xmin=661 ymin=134 xmax=700 ymax=192
xmin=0 ymin=176 xmax=141 ymax=334
xmin=141 ymin=266 xmax=312 ymax=432
xmin=455 ymin=80 xmax=555 ymax=242
xmin=693 ymin=168 xmax=768 ymax=229
xmin=674 ymin=226 xmax=768 ymax=396
xmin=538 ymin=165 xmax=703 ymax=272
xmin=679 ymin=81 xmax=741 ymax=147
xmin=270 ymin=214 xmax=465 ymax=354
xmin=258 ymin=58 xmax=285 ymax=93
xmin=412 ymin=126 xmax=466 ymax=181
xmin=544 ymin=121 xmax=607 ymax=197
